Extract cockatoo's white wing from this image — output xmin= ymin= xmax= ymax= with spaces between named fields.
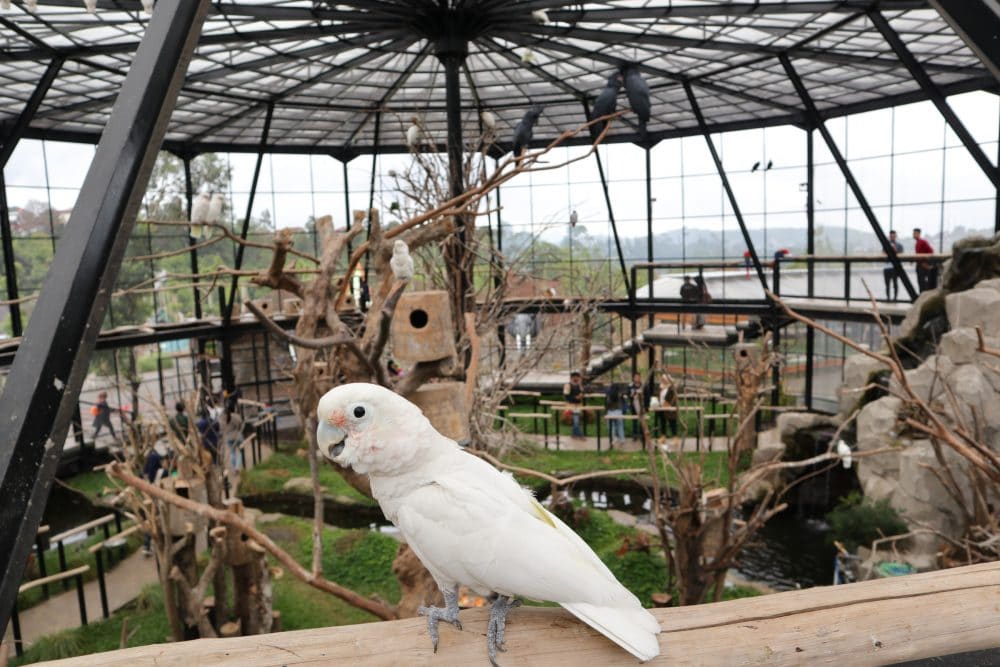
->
xmin=389 ymin=449 xmax=660 ymax=661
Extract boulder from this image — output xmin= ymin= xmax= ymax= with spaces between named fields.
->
xmin=776 ymin=411 xmax=835 ymax=447
xmin=945 ymin=363 xmax=1000 ymax=446
xmin=977 ymin=277 xmax=1000 ymax=294
xmin=895 ymin=288 xmax=941 ymax=342
xmin=282 ymin=477 xmax=319 ymax=495
xmin=940 ymin=232 xmax=1000 ymax=293
xmin=938 ymin=328 xmax=981 ymax=365
xmin=855 ymin=396 xmax=902 ymax=479
xmin=860 ymin=472 xmax=897 ymax=504
xmin=889 ymin=354 xmax=953 ymax=404
xmin=894 ymin=442 xmax=965 ymax=538
xmin=839 ymin=353 xmax=890 ymax=416
xmin=945 ymin=286 xmax=1000 ymax=332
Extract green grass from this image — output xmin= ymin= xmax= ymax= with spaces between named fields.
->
xmin=240 ymin=452 xmax=376 ymax=505
xmin=14 ymin=516 xmax=402 ymax=665
xmin=62 ymin=470 xmax=117 ymax=505
xmin=508 ymin=447 xmax=731 ymax=488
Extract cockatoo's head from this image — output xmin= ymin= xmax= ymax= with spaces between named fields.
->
xmin=316 ymin=383 xmax=431 ymax=475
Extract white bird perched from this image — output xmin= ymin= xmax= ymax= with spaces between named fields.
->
xmin=836 ymin=439 xmax=853 ymax=469
xmin=480 ymin=109 xmax=497 ymax=132
xmin=531 ymin=8 xmax=549 ymax=24
xmin=405 ymin=117 xmax=422 ymax=150
xmin=83 ymin=0 xmax=96 ymax=13
xmin=189 ymin=192 xmax=210 ymax=239
xmin=389 ymin=239 xmax=414 ymax=281
xmin=141 ymin=0 xmax=153 ymax=12
xmin=316 ymin=384 xmax=661 ymax=665
xmin=520 ymin=49 xmax=535 ymax=64
xmin=24 ymin=0 xmax=37 ymax=10
xmin=206 ymin=192 xmax=225 ymax=225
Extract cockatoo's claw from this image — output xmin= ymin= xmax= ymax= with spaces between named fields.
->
xmin=486 ymin=596 xmax=521 ymax=666
xmin=418 ymin=586 xmax=462 ymax=653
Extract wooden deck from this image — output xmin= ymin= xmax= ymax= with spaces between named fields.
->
xmin=41 ymin=561 xmax=1000 ymax=666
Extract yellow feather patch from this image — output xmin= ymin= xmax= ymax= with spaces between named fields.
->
xmin=530 ymin=498 xmax=556 ymax=528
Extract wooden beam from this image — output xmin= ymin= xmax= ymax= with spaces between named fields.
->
xmin=41 ymin=562 xmax=1000 ymax=666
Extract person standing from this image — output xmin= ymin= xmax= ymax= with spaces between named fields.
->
xmin=627 ymin=372 xmax=646 ymax=440
xmin=913 ymin=228 xmax=936 ymax=292
xmin=563 ymin=371 xmax=585 ymax=439
xmin=91 ymin=391 xmax=117 ymax=441
xmin=169 ymin=401 xmax=189 ymax=442
xmin=883 ymin=230 xmax=904 ymax=301
xmin=656 ymin=372 xmax=678 ymax=439
xmin=605 ymin=382 xmax=627 ymax=446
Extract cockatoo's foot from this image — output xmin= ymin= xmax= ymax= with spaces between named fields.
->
xmin=418 ymin=586 xmax=462 ymax=653
xmin=486 ymin=595 xmax=521 ymax=667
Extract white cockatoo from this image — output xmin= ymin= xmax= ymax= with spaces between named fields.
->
xmin=389 ymin=239 xmax=414 ymax=281
xmin=836 ymin=439 xmax=853 ymax=469
xmin=141 ymin=0 xmax=153 ymax=12
xmin=189 ymin=192 xmax=210 ymax=238
xmin=24 ymin=0 xmax=37 ymax=10
xmin=316 ymin=384 xmax=661 ymax=665
xmin=405 ymin=117 xmax=422 ymax=150
xmin=83 ymin=0 xmax=96 ymax=13
xmin=1 ymin=1 xmax=11 ymax=12
xmin=480 ymin=109 xmax=497 ymax=132
xmin=531 ymin=8 xmax=549 ymax=24
xmin=206 ymin=192 xmax=225 ymax=225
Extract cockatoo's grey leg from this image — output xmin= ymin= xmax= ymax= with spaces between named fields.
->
xmin=486 ymin=596 xmax=521 ymax=666
xmin=418 ymin=585 xmax=462 ymax=652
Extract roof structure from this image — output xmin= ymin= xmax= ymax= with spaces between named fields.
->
xmin=0 ymin=1 xmax=996 ymax=156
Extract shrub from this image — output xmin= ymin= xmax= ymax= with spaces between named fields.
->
xmin=825 ymin=491 xmax=907 ymax=551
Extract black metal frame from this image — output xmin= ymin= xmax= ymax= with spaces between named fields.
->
xmin=684 ymin=82 xmax=769 ymax=295
xmin=929 ymin=0 xmax=1000 ymax=82
xmin=870 ymin=11 xmax=999 ymax=190
xmin=780 ymin=54 xmax=918 ymax=302
xmin=0 ymin=0 xmax=211 ymax=633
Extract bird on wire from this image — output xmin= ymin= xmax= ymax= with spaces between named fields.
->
xmin=621 ymin=64 xmax=650 ymax=141
xmin=766 ymin=159 xmax=773 ymax=171
xmin=511 ymin=105 xmax=542 ymax=158
xmin=750 ymin=161 xmax=760 ymax=173
xmin=590 ymin=72 xmax=623 ymax=131
xmin=316 ymin=384 xmax=662 ymax=667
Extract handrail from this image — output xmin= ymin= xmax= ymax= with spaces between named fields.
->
xmin=49 ymin=514 xmax=117 ymax=544
xmin=18 ymin=565 xmax=90 ymax=594
xmin=87 ymin=524 xmax=139 ymax=555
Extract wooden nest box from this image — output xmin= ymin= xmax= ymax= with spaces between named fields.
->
xmin=390 ymin=290 xmax=456 ymax=364
xmin=409 ymin=382 xmax=469 ymax=443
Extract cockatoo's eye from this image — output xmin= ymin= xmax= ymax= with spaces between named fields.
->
xmin=352 ymin=405 xmax=366 ymax=419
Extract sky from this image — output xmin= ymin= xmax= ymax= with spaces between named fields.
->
xmin=4 ymin=90 xmax=998 ymax=259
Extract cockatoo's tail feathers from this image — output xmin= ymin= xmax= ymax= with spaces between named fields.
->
xmin=562 ymin=602 xmax=661 ymax=661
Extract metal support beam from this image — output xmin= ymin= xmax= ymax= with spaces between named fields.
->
xmin=224 ymin=102 xmax=273 ymax=323
xmin=0 ymin=0 xmax=210 ymax=634
xmin=0 ymin=57 xmax=64 ymax=169
xmin=780 ymin=54 xmax=918 ymax=301
xmin=929 ymin=0 xmax=1000 ymax=82
xmin=182 ymin=157 xmax=204 ymax=320
xmin=362 ymin=112 xmax=381 ymax=293
xmin=645 ymin=147 xmax=655 ymax=367
xmin=684 ymin=82 xmax=769 ymax=294
xmin=807 ymin=129 xmax=815 ymax=298
xmin=584 ymin=101 xmax=633 ymax=303
xmin=0 ymin=173 xmax=22 ymax=337
xmin=870 ymin=11 xmax=999 ymax=190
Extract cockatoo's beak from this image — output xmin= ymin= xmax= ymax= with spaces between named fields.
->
xmin=317 ymin=419 xmax=347 ymax=462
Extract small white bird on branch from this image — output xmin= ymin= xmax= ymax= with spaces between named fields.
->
xmin=480 ymin=109 xmax=497 ymax=132
xmin=836 ymin=439 xmax=853 ymax=469
xmin=405 ymin=117 xmax=422 ymax=151
xmin=389 ymin=240 xmax=414 ymax=281
xmin=531 ymin=9 xmax=549 ymax=24
xmin=206 ymin=192 xmax=225 ymax=225
xmin=316 ymin=384 xmax=661 ymax=666
xmin=1 ymin=1 xmax=11 ymax=11
xmin=189 ymin=192 xmax=210 ymax=239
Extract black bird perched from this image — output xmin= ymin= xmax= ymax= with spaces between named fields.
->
xmin=621 ymin=64 xmax=651 ymax=140
xmin=765 ymin=159 xmax=773 ymax=171
xmin=751 ymin=161 xmax=760 ymax=172
xmin=591 ymin=73 xmax=623 ymax=129
xmin=512 ymin=105 xmax=543 ymax=157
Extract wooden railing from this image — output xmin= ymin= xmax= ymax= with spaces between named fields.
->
xmin=39 ymin=561 xmax=1000 ymax=666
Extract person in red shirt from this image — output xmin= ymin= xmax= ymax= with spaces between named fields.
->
xmin=912 ymin=228 xmax=937 ymax=292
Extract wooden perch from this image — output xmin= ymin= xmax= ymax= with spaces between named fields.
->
xmin=43 ymin=561 xmax=1000 ymax=666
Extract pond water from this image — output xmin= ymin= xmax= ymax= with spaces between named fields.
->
xmin=41 ymin=481 xmax=108 ymax=536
